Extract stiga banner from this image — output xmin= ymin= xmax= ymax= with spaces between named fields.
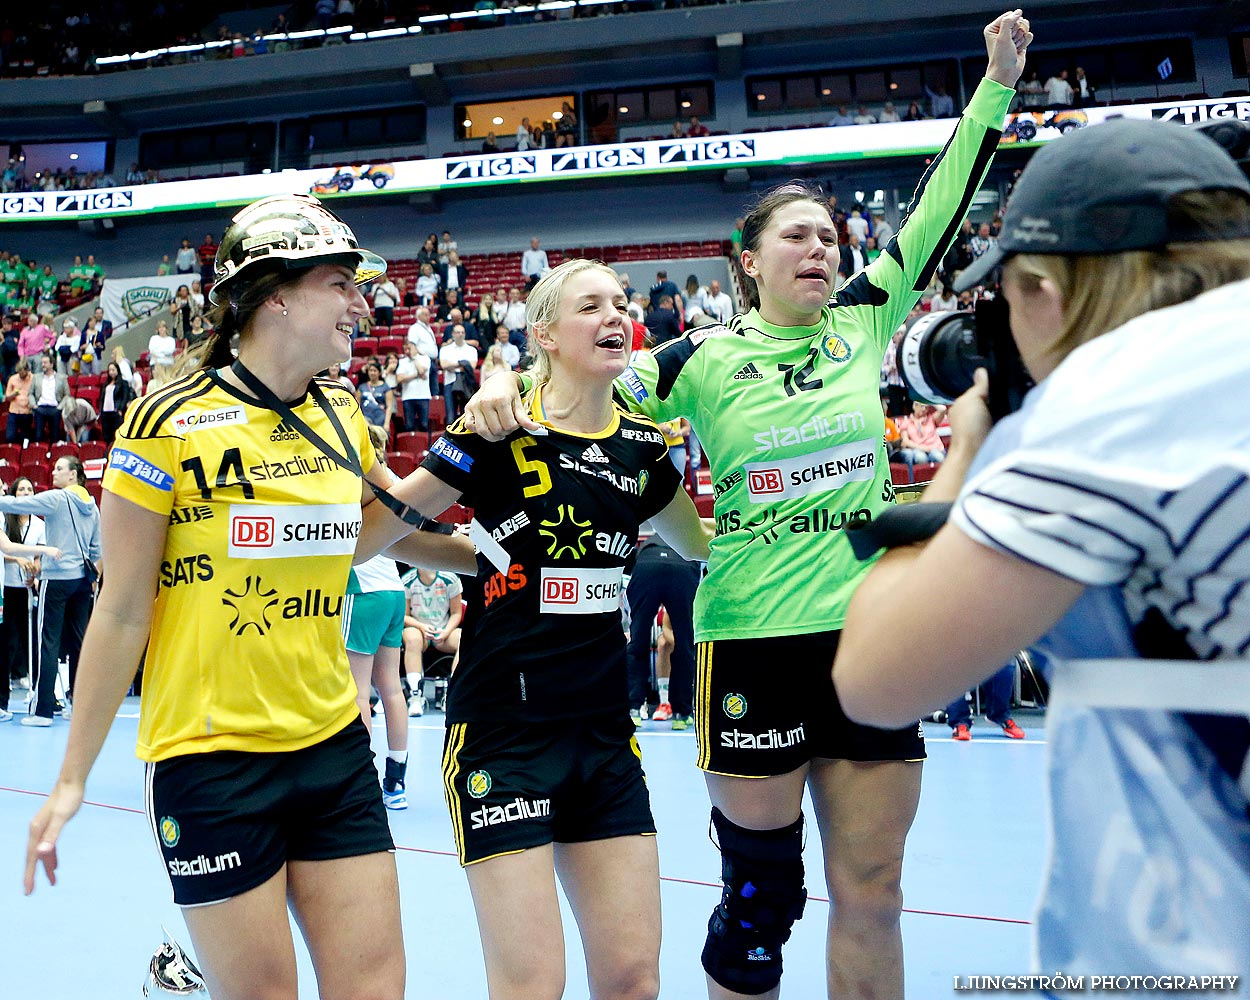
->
xmin=101 ymin=273 xmax=193 ymax=329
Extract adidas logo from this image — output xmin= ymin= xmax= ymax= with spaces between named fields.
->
xmin=270 ymin=419 xmax=301 ymax=442
xmin=734 ymin=362 xmax=764 ymax=381
xmin=581 ymin=444 xmax=610 ymax=464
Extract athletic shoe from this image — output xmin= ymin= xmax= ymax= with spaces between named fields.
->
xmin=639 ymin=702 xmax=651 ymax=721
xmin=61 ymin=700 xmax=72 ymax=721
xmin=408 ymin=694 xmax=426 ymax=718
xmin=21 ymin=715 xmax=52 ymax=727
xmin=383 ymin=758 xmax=408 ymax=810
xmin=652 ymin=702 xmax=673 ymax=722
xmin=671 ymin=714 xmax=692 ymax=731
xmin=629 ymin=707 xmax=643 ymax=727
xmin=952 ymin=723 xmax=971 ymax=741
xmin=1000 ymin=719 xmax=1025 ymax=739
xmin=0 ymin=709 xmax=12 ymax=722
xmin=14 ymin=677 xmax=29 ymax=690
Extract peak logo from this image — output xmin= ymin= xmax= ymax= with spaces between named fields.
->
xmin=446 ymin=154 xmax=537 ymax=181
xmin=657 ymin=138 xmax=756 ymax=164
xmin=552 ymin=146 xmax=645 ymax=172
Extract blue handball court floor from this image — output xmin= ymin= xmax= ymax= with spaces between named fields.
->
xmin=2 ymin=698 xmax=1048 ymax=998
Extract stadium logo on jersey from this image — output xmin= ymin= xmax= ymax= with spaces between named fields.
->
xmin=221 ymin=575 xmax=279 ymax=636
xmin=110 ymin=449 xmax=175 ymax=491
xmin=734 ymin=362 xmax=765 ymax=381
xmin=466 ymin=770 xmax=492 ymax=799
xmin=430 ymin=435 xmax=473 ymax=472
xmin=581 ymin=444 xmax=610 ymax=464
xmin=744 ymin=438 xmax=876 ymax=502
xmin=159 ymin=817 xmax=180 ymax=848
xmin=470 ymin=796 xmax=552 ymax=830
xmin=170 ymin=405 xmax=248 ymax=435
xmin=620 ymin=367 xmax=649 ymax=402
xmin=491 ymin=512 xmax=530 ymax=543
xmin=167 ymin=852 xmax=243 ymax=878
xmin=227 ymin=504 xmax=362 ymax=559
xmin=269 ymin=419 xmax=301 ymax=442
xmin=539 ymin=504 xmax=593 ymax=559
xmin=539 ymin=568 xmax=624 ymax=615
xmin=753 ymin=412 xmax=865 ymax=453
xmin=557 ymin=454 xmax=641 ymax=495
xmin=819 ymin=332 xmax=853 ymax=364
xmin=720 ymin=725 xmax=806 ymax=751
xmin=621 ymin=427 xmax=664 ymax=444
xmin=723 ymin=693 xmax=748 ymax=720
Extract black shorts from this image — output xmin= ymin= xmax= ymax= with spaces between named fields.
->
xmin=695 ymin=631 xmax=926 ymax=777
xmin=145 ymin=721 xmax=393 ymax=906
xmin=442 ymin=713 xmax=655 ymax=866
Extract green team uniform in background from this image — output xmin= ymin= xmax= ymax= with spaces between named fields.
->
xmin=619 ymin=79 xmax=1014 ymax=642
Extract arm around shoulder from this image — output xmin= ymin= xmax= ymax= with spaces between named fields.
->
xmin=647 ymin=487 xmax=713 ymax=563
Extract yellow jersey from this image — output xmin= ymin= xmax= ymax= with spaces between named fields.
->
xmin=104 ymin=369 xmax=374 ymax=762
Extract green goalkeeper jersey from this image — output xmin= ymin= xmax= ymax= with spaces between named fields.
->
xmin=618 ymin=79 xmax=1013 ymax=641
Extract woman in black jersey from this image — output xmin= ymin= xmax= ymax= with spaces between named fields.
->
xmin=358 ymin=258 xmax=712 ymax=1000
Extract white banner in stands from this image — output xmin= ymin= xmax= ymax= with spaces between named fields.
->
xmin=0 ymin=99 xmax=1196 ymax=224
xmin=100 ymin=273 xmax=192 ymax=329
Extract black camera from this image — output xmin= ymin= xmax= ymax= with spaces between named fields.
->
xmin=897 ymin=296 xmax=1033 ymax=422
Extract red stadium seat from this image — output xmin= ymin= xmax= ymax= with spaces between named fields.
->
xmin=352 ymin=337 xmax=379 ymax=358
xmin=377 ymin=337 xmax=403 ymax=355
xmin=393 ymin=432 xmax=425 ymax=458
xmin=0 ymin=464 xmax=17 ymax=486
xmin=386 ymin=452 xmax=417 ymax=478
xmin=50 ymin=442 xmax=79 ymax=463
xmin=79 ymin=441 xmax=108 ymax=462
xmin=0 ymin=443 xmax=20 ymax=467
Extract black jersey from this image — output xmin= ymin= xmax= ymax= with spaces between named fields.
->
xmin=421 ymin=388 xmax=682 ymax=723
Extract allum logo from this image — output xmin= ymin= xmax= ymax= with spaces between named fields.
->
xmin=168 ymin=851 xmax=243 ymax=877
xmin=270 ymin=419 xmax=301 ymax=442
xmin=469 ymin=797 xmax=552 ymax=830
xmin=734 ymin=362 xmax=764 ymax=381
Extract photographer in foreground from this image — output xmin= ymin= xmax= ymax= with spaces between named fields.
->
xmin=834 ymin=118 xmax=1250 ymax=975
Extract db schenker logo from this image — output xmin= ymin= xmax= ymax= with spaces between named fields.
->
xmin=723 ymin=693 xmax=748 ymax=720
xmin=159 ymin=816 xmax=181 ymax=848
xmin=467 ymin=770 xmax=492 ymax=799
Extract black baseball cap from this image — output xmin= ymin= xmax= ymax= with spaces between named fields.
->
xmin=955 ymin=118 xmax=1250 ymax=291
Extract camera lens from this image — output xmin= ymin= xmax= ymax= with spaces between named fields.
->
xmin=897 ymin=311 xmax=986 ymax=405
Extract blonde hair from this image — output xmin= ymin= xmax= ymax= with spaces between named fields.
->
xmin=1010 ymin=189 xmax=1250 ymax=367
xmin=366 ymin=423 xmax=389 ymax=465
xmin=524 ymin=258 xmax=622 ymax=391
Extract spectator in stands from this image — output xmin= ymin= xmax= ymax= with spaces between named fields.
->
xmin=930 ymin=281 xmax=960 ymax=312
xmin=682 ymin=274 xmax=708 ymax=321
xmin=1 ymin=316 xmax=17 ymax=383
xmin=488 ymin=326 xmax=520 ymax=369
xmin=147 ymin=320 xmax=178 ymax=385
xmin=183 ymin=314 xmax=209 ymax=353
xmin=1074 ymin=66 xmax=1094 ymax=107
xmin=838 ymin=232 xmax=868 ymax=281
xmin=881 ymin=395 xmax=902 ymax=461
xmin=400 ymin=564 xmax=463 ymax=718
xmin=19 ymin=313 xmax=50 ymax=368
xmin=31 ymin=354 xmax=68 ymax=444
xmin=944 ymin=217 xmax=976 ymax=277
xmin=904 ymin=100 xmax=926 ymax=121
xmin=63 ymin=396 xmax=97 ymax=444
xmin=703 ymin=279 xmax=733 ymax=324
xmin=648 ymin=270 xmax=680 ymax=312
xmin=828 ymin=104 xmax=855 ymax=126
xmin=853 ymin=104 xmax=878 ymax=125
xmin=521 ymin=237 xmax=549 ymax=289
xmin=81 ymin=255 xmax=103 ymax=293
xmin=872 ymin=211 xmax=896 ymax=249
xmin=926 ymin=82 xmax=956 ymax=117
xmin=618 ymin=272 xmax=637 ymax=301
xmin=395 ymin=339 xmax=431 ymax=433
xmin=945 ymin=664 xmax=1026 ymax=741
xmin=414 ymin=262 xmax=440 ymax=306
xmin=687 ymin=115 xmax=709 ymax=137
xmin=969 ymin=221 xmax=997 ymax=262
xmin=357 ymin=360 xmax=395 ymax=434
xmin=54 ymin=319 xmax=80 ymax=377
xmin=1045 ymin=68 xmax=1073 ymax=106
xmin=644 ymin=294 xmax=682 ymax=346
xmin=156 ymin=255 xmax=172 ymax=277
xmin=438 ymin=230 xmax=457 ymax=265
xmin=481 ymin=132 xmax=500 ymax=154
xmin=439 ymin=250 xmax=468 ymax=303
xmin=92 ymin=306 xmax=112 ymax=342
xmin=98 ymin=361 xmax=134 ymax=444
xmin=556 ymin=102 xmax=578 ymax=146
xmin=381 ymin=352 xmax=400 ymax=394
xmin=33 ymin=265 xmax=59 ymax=311
xmin=502 ymin=285 xmax=528 ymax=350
xmin=372 ymin=273 xmax=400 ymax=328
xmin=473 ymin=292 xmax=498 ymax=345
xmin=516 ymin=117 xmax=534 ymax=152
xmin=437 ymin=292 xmax=466 ymax=327
xmin=197 ymin=234 xmax=217 ymax=287
xmin=879 ymin=101 xmax=901 ymax=123
xmin=1 ymin=476 xmax=44 ymax=697
xmin=5 ymin=360 xmax=33 ymax=444
xmin=439 ymin=323 xmax=478 ymax=421
xmin=174 ymin=238 xmax=197 ymax=275
xmin=897 ymin=401 xmax=947 ymax=481
xmin=405 ymin=305 xmax=439 ymax=382
xmin=416 ymin=234 xmax=439 ymax=270
xmin=1017 ymin=69 xmax=1045 ymax=108
xmin=479 ymin=344 xmax=510 ymax=382
xmin=670 ymin=120 xmax=685 ymax=139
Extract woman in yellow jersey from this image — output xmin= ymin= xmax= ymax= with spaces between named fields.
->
xmin=21 ymin=194 xmax=475 ymax=1000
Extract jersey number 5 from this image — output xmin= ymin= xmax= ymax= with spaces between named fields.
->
xmin=510 ymin=436 xmax=552 ymax=498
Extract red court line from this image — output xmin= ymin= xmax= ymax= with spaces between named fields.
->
xmin=0 ymin=785 xmax=1031 ymax=926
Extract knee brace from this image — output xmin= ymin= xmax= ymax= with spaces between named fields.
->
xmin=701 ymin=807 xmax=807 ymax=996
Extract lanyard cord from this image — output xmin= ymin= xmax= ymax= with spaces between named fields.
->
xmin=227 ymin=360 xmax=428 ymax=527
